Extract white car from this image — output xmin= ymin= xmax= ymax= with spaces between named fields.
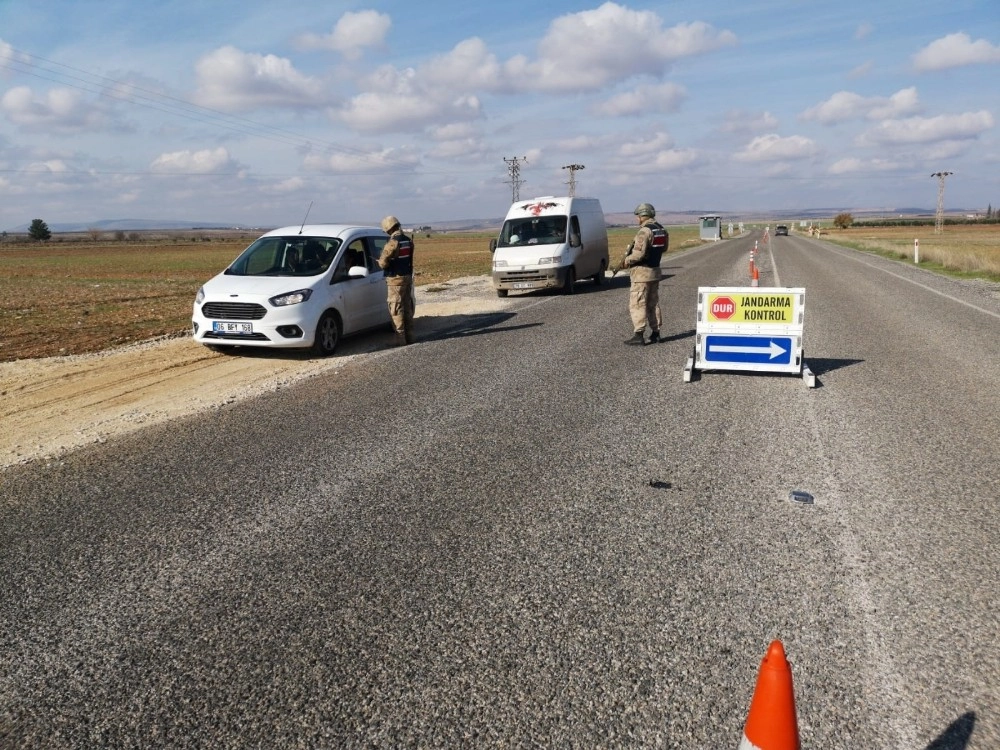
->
xmin=192 ymin=224 xmax=411 ymax=355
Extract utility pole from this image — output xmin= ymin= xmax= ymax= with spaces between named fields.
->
xmin=931 ymin=171 xmax=953 ymax=234
xmin=562 ymin=163 xmax=585 ymax=197
xmin=504 ymin=156 xmax=528 ymax=202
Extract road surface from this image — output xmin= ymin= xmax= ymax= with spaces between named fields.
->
xmin=2 ymin=232 xmax=998 ymax=748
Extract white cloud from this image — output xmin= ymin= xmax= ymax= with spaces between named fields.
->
xmin=193 ymin=46 xmax=329 ymax=112
xmin=858 ymin=111 xmax=994 ymax=145
xmin=735 ymin=134 xmax=820 ymax=162
xmin=619 ymin=132 xmax=675 ymax=158
xmin=331 ymin=5 xmax=734 ymax=133
xmin=505 ymin=3 xmax=736 ymax=92
xmin=592 ymin=82 xmax=687 ymax=117
xmin=25 ymin=159 xmax=70 ymax=173
xmin=801 ymin=87 xmax=921 ymax=124
xmin=337 ymin=90 xmax=481 ymax=133
xmin=828 ymin=157 xmax=900 ymax=174
xmin=854 ymin=23 xmax=874 ymax=41
xmin=267 ymin=177 xmax=305 ymax=193
xmin=719 ymin=109 xmax=779 ymax=134
xmin=150 ymin=147 xmax=237 ymax=174
xmin=913 ymin=32 xmax=1000 ymax=72
xmin=848 ymin=61 xmax=874 ymax=79
xmin=295 ymin=10 xmax=391 ymax=60
xmin=420 ymin=38 xmax=507 ymax=92
xmin=302 ymin=147 xmax=419 ymax=174
xmin=0 ymin=85 xmax=110 ymax=133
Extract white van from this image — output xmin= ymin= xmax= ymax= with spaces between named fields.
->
xmin=192 ymin=224 xmax=412 ymax=356
xmin=490 ymin=196 xmax=609 ymax=297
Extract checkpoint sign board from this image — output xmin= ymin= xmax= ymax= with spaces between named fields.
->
xmin=694 ymin=287 xmax=805 ymax=375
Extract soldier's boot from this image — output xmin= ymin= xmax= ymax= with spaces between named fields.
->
xmin=624 ymin=331 xmax=646 ymax=346
xmin=648 ymin=330 xmax=660 ymax=344
xmin=394 ymin=332 xmax=407 ymax=347
xmin=404 ymin=328 xmax=415 ymax=345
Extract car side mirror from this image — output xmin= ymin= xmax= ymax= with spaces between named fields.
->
xmin=348 ymin=266 xmax=368 ymax=278
xmin=569 ymin=233 xmax=581 ymax=248
xmin=489 ymin=238 xmax=497 ymax=253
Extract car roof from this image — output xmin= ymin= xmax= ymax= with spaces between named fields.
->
xmin=262 ymin=224 xmax=381 ymax=238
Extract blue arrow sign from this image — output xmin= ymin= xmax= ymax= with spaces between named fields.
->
xmin=705 ymin=335 xmax=793 ymax=365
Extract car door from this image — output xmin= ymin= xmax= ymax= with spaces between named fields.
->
xmin=363 ymin=234 xmax=390 ymax=325
xmin=331 ymin=236 xmax=382 ymax=333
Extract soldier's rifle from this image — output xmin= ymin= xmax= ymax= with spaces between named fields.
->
xmin=611 ymin=241 xmax=634 ymax=277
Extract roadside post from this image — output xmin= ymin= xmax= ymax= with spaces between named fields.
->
xmin=914 ymin=238 xmax=919 ymax=264
xmin=684 ymin=286 xmax=815 ymax=387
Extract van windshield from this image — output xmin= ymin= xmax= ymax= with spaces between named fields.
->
xmin=497 ymin=216 xmax=567 ymax=248
xmin=224 ymin=236 xmax=342 ymax=276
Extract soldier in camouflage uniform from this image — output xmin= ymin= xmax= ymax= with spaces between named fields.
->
xmin=377 ymin=215 xmax=415 ymax=346
xmin=618 ymin=202 xmax=668 ymax=345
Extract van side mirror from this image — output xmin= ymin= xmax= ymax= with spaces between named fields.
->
xmin=348 ymin=266 xmax=369 ymax=278
xmin=489 ymin=238 xmax=497 ymax=253
xmin=569 ymin=233 xmax=581 ymax=248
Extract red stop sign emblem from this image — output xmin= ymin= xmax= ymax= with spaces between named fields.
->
xmin=711 ymin=296 xmax=736 ymax=320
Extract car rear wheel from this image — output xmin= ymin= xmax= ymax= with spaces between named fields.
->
xmin=312 ymin=311 xmax=342 ymax=356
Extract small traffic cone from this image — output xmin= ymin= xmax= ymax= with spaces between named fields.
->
xmin=751 ymin=266 xmax=759 ymax=287
xmin=738 ymin=640 xmax=800 ymax=750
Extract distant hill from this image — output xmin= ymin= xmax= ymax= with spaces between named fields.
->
xmin=5 ymin=206 xmax=957 ymax=235
xmin=4 ymin=219 xmax=256 ymax=233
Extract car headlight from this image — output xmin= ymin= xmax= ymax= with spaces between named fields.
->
xmin=195 ymin=287 xmax=205 ymax=304
xmin=270 ymin=289 xmax=313 ymax=306
xmin=493 ymin=259 xmax=507 ymax=268
xmin=538 ymin=256 xmax=560 ymax=264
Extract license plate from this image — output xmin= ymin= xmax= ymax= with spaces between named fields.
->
xmin=513 ymin=282 xmax=534 ymax=289
xmin=212 ymin=321 xmax=253 ymax=334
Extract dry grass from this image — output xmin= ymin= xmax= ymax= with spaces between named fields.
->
xmin=819 ymin=224 xmax=1000 ymax=279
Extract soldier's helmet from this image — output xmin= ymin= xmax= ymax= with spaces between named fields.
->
xmin=381 ymin=215 xmax=401 ymax=233
xmin=634 ymin=203 xmax=656 ymax=218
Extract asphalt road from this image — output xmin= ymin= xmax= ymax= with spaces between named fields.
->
xmin=2 ymin=232 xmax=998 ymax=749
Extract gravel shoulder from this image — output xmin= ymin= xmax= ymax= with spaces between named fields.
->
xmin=0 ymin=276 xmax=513 ymax=469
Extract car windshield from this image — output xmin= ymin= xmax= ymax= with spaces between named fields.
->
xmin=224 ymin=236 xmax=342 ymax=276
xmin=497 ymin=217 xmax=567 ymax=248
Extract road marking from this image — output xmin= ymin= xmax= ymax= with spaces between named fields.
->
xmin=810 ymin=239 xmax=1000 ymax=320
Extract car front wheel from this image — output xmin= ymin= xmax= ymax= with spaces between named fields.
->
xmin=312 ymin=311 xmax=342 ymax=356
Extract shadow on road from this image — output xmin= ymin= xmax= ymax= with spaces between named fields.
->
xmin=804 ymin=357 xmax=864 ymax=376
xmin=924 ymin=711 xmax=975 ymax=750
xmin=419 ymin=312 xmax=541 ymax=342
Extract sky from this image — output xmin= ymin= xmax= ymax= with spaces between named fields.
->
xmin=0 ymin=0 xmax=998 ymax=230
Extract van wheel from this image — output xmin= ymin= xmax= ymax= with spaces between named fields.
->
xmin=312 ymin=311 xmax=342 ymax=356
xmin=593 ymin=259 xmax=607 ymax=285
xmin=562 ymin=267 xmax=576 ymax=295
xmin=496 ymin=288 xmax=508 ymax=298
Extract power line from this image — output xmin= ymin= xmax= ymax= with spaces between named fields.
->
xmin=0 ymin=45 xmax=414 ymax=170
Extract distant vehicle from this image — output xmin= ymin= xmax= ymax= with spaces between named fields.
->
xmin=489 ymin=196 xmax=609 ymax=297
xmin=192 ymin=224 xmax=413 ymax=356
xmin=775 ymin=225 xmax=789 ymax=236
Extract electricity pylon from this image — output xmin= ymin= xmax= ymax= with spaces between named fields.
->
xmin=504 ymin=156 xmax=528 ymax=202
xmin=931 ymin=171 xmax=953 ymax=234
xmin=562 ymin=164 xmax=585 ymax=197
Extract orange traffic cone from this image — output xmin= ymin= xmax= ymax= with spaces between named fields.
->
xmin=738 ymin=640 xmax=800 ymax=750
xmin=751 ymin=265 xmax=760 ymax=287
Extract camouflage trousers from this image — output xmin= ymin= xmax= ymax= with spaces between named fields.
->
xmin=629 ymin=280 xmax=661 ymax=333
xmin=387 ymin=276 xmax=414 ymax=341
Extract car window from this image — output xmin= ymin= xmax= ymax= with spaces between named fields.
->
xmin=367 ymin=236 xmax=387 ymax=271
xmin=332 ymin=239 xmax=368 ymax=282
